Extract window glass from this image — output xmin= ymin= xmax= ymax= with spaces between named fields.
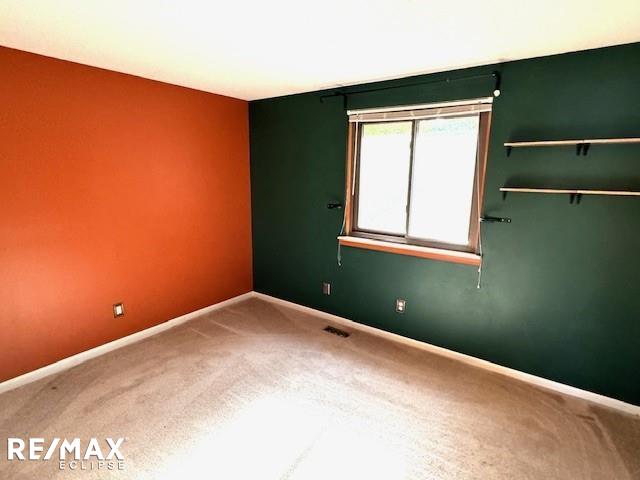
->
xmin=356 ymin=122 xmax=412 ymax=235
xmin=407 ymin=115 xmax=480 ymax=245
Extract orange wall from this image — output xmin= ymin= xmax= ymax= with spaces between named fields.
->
xmin=0 ymin=46 xmax=252 ymax=382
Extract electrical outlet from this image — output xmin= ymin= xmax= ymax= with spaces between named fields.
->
xmin=113 ymin=302 xmax=125 ymax=318
xmin=322 ymin=282 xmax=331 ymax=295
xmin=395 ymin=298 xmax=406 ymax=313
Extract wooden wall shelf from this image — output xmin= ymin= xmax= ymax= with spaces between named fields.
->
xmin=500 ymin=187 xmax=640 ymax=196
xmin=500 ymin=187 xmax=640 ymax=203
xmin=504 ymin=138 xmax=640 ymax=147
xmin=504 ymin=137 xmax=640 ymax=156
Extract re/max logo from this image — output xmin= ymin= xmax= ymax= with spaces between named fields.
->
xmin=7 ymin=437 xmax=124 ymax=464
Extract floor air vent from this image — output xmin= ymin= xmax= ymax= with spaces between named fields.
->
xmin=323 ymin=326 xmax=350 ymax=338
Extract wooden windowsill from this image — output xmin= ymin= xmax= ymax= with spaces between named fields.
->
xmin=338 ymin=236 xmax=481 ymax=266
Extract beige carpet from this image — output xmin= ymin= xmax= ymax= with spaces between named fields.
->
xmin=1 ymin=297 xmax=639 ymax=479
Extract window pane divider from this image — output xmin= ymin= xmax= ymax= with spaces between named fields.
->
xmin=403 ymin=120 xmax=418 ymax=240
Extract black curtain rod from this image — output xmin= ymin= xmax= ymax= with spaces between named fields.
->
xmin=320 ymin=70 xmax=501 ymax=105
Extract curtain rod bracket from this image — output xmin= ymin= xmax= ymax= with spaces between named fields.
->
xmin=320 ymin=91 xmax=348 ymax=109
xmin=481 ymin=216 xmax=511 ymax=223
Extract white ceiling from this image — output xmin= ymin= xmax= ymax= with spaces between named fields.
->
xmin=1 ymin=1 xmax=639 ymax=101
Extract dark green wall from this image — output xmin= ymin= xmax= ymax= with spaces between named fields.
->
xmin=249 ymin=43 xmax=640 ymax=405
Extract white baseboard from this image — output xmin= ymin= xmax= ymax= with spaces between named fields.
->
xmin=2 ymin=290 xmax=638 ymax=417
xmin=253 ymin=292 xmax=640 ymax=417
xmin=0 ymin=292 xmax=254 ymax=395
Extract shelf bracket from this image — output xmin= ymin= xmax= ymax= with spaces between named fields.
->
xmin=506 ymin=146 xmax=513 ymax=157
xmin=576 ymin=143 xmax=591 ymax=156
xmin=569 ymin=193 xmax=583 ymax=204
xmin=502 ymin=191 xmax=508 ymax=201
